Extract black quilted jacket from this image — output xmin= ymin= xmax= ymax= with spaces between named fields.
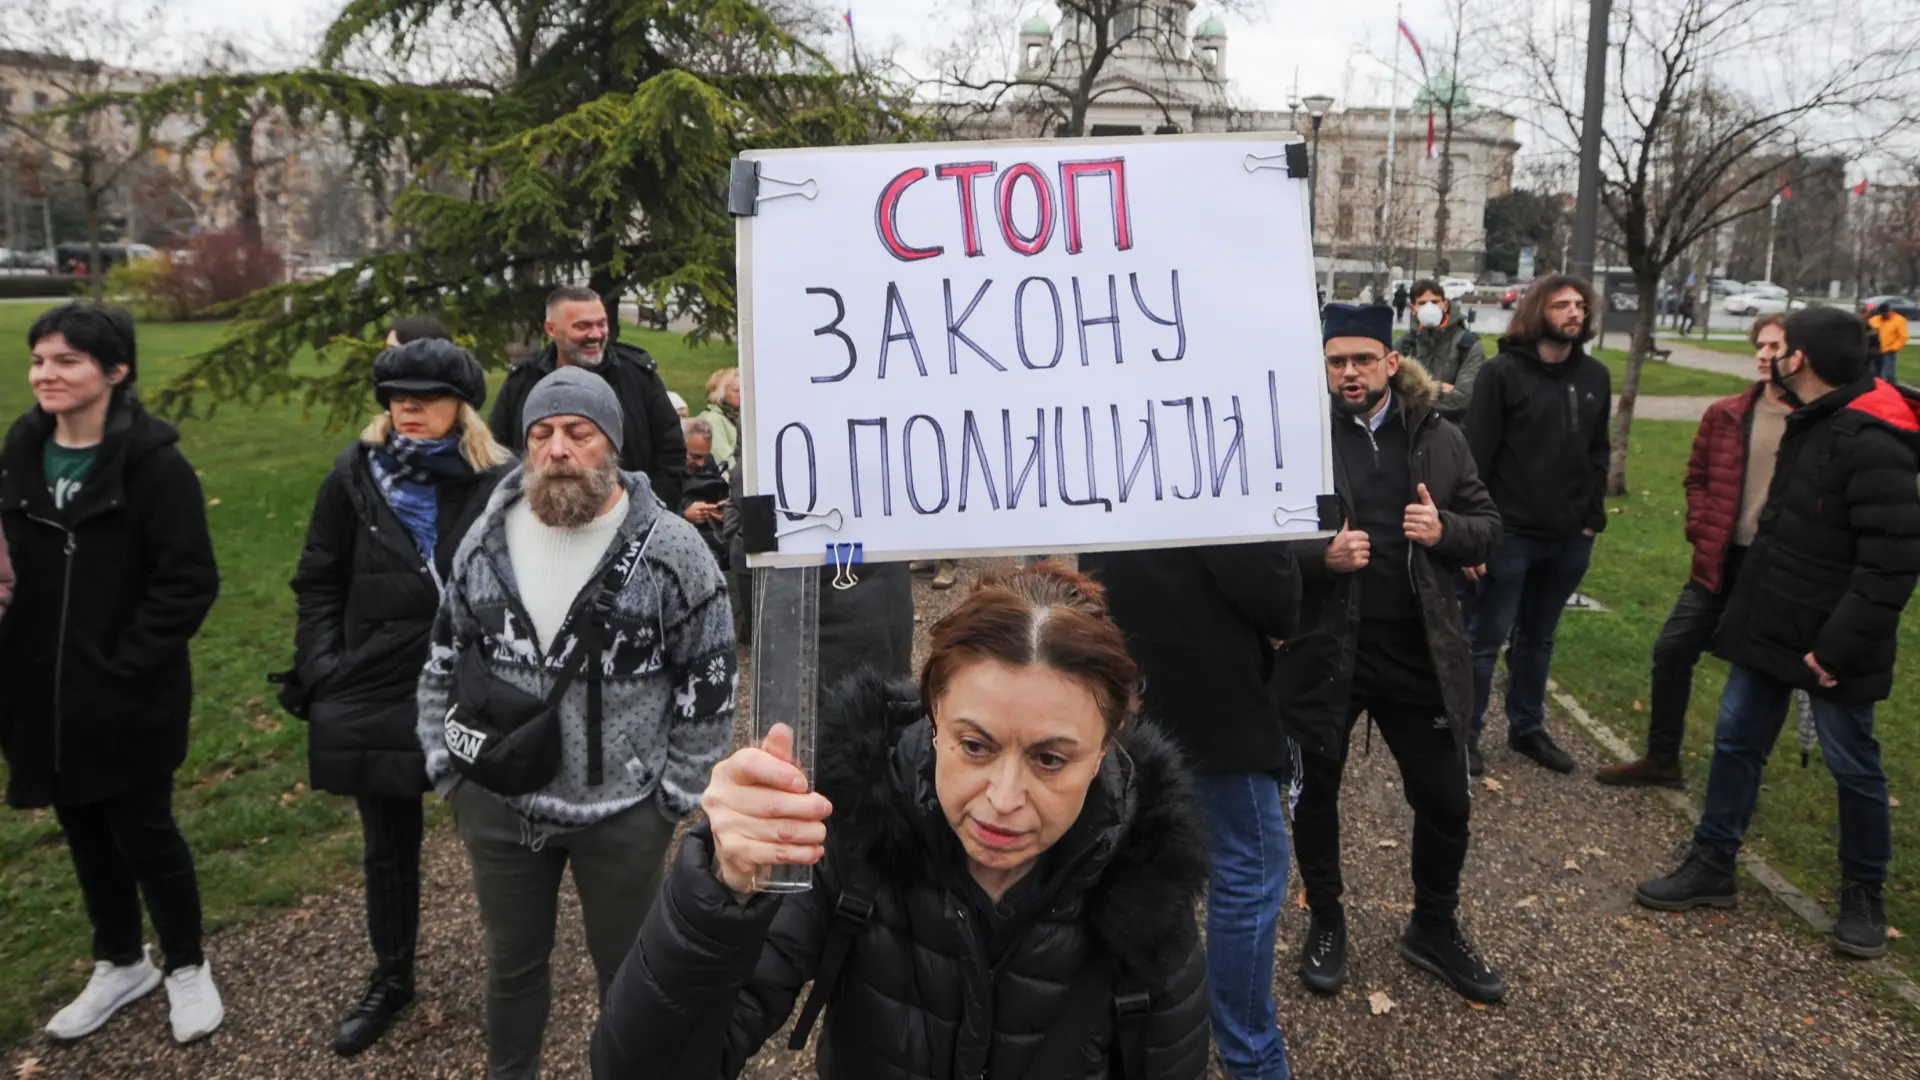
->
xmin=592 ymin=673 xmax=1213 ymax=1080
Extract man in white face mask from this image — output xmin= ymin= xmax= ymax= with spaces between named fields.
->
xmin=1395 ymin=280 xmax=1487 ymax=424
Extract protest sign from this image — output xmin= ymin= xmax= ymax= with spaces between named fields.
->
xmin=734 ymin=133 xmax=1332 ymax=567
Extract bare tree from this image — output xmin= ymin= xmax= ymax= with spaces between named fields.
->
xmin=0 ymin=0 xmax=173 ymax=300
xmin=1508 ymin=0 xmax=1920 ymax=495
xmin=926 ymin=0 xmax=1245 ymax=138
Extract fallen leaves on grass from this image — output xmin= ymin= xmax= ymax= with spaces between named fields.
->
xmin=1891 ymin=796 xmax=1903 ymax=809
xmin=1482 ymin=776 xmax=1505 ymax=793
xmin=1369 ymin=991 xmax=1396 ymax=1016
xmin=1889 ymin=927 xmax=1905 ymax=940
xmin=1564 ymin=858 xmax=1583 ymax=873
xmin=15 ymin=1056 xmax=45 ymax=1080
xmin=1631 ymin=700 xmax=1644 ymax=712
xmin=1579 ymin=845 xmax=1609 ymax=858
xmin=1516 ymin=895 xmax=1539 ymax=908
xmin=1377 ymin=839 xmax=1401 ymax=849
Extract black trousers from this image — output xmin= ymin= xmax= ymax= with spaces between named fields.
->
xmin=1293 ymin=697 xmax=1472 ymax=926
xmin=55 ymin=775 xmax=205 ymax=973
xmin=357 ymin=793 xmax=424 ymax=976
xmin=1645 ymin=547 xmax=1743 ymax=766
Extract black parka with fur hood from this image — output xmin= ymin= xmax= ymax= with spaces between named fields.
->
xmin=592 ymin=673 xmax=1213 ymax=1080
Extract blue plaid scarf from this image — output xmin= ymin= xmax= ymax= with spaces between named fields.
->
xmin=370 ymin=433 xmax=470 ymax=570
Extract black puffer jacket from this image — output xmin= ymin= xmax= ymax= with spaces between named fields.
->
xmin=0 ymin=402 xmax=219 ymax=809
xmin=592 ymin=673 xmax=1212 ymax=1080
xmin=287 ymin=444 xmax=508 ymax=797
xmin=1275 ymin=361 xmax=1503 ymax=758
xmin=1080 ymin=543 xmax=1300 ymax=774
xmin=1716 ymin=376 xmax=1920 ymax=703
xmin=489 ymin=341 xmax=686 ymax=507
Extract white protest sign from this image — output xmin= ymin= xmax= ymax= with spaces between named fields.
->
xmin=736 ymin=132 xmax=1333 ymax=567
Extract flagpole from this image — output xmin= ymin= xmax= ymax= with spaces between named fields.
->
xmin=1764 ymin=193 xmax=1780 ymax=284
xmin=1381 ymin=3 xmax=1401 ymax=285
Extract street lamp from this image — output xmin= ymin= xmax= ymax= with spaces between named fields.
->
xmin=1301 ymin=94 xmax=1335 ymax=239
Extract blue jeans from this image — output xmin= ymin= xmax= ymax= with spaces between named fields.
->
xmin=1190 ymin=771 xmax=1292 ymax=1080
xmin=1883 ymin=352 xmax=1899 ymax=383
xmin=1469 ymin=532 xmax=1594 ymax=740
xmin=1695 ymin=664 xmax=1892 ymax=883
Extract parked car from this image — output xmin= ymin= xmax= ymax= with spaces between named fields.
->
xmin=1500 ymin=281 xmax=1533 ymax=309
xmin=55 ymin=242 xmax=156 ymax=275
xmin=1708 ymin=277 xmax=1744 ymax=296
xmin=1723 ymin=292 xmax=1809 ymax=316
xmin=1743 ymin=281 xmax=1788 ymax=297
xmin=1438 ymin=276 xmax=1476 ymax=300
xmin=1860 ymin=295 xmax=1920 ymax=319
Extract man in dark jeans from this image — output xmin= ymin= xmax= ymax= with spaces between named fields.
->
xmin=1463 ymin=274 xmax=1611 ymax=776
xmin=1084 ymin=541 xmax=1301 ymax=1080
xmin=1636 ymin=307 xmax=1920 ymax=961
xmin=1599 ymin=314 xmax=1805 ymax=788
xmin=1281 ymin=303 xmax=1505 ymax=1005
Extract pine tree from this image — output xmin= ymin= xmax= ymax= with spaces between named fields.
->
xmin=104 ymin=0 xmax=917 ymax=423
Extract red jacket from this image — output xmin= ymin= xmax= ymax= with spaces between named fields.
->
xmin=1684 ymin=382 xmax=1768 ymax=593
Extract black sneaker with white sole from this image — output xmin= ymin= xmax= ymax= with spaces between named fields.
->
xmin=1400 ymin=918 xmax=1508 ymax=1004
xmin=1298 ymin=915 xmax=1347 ymax=995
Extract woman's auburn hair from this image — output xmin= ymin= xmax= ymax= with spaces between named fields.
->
xmin=919 ymin=563 xmax=1140 ymax=739
xmin=360 ymin=404 xmax=514 ymax=471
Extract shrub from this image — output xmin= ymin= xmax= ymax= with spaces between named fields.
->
xmin=104 ymin=231 xmax=287 ymax=321
xmin=0 ymin=275 xmax=79 ymax=299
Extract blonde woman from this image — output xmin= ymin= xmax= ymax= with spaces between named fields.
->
xmin=284 ymin=333 xmax=512 ymax=1057
xmin=699 ymin=366 xmax=739 ymax=468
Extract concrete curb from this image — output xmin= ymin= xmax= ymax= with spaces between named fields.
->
xmin=1546 ymin=677 xmax=1920 ymax=1011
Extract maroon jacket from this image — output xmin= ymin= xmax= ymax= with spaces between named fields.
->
xmin=1684 ymin=382 xmax=1768 ymax=593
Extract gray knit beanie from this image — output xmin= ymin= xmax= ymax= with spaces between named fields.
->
xmin=522 ymin=367 xmax=625 ymax=452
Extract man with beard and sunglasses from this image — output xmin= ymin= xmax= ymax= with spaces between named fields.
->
xmin=1462 ymin=274 xmax=1611 ymax=777
xmin=419 ymin=368 xmax=736 ymax=1079
xmin=490 ymin=286 xmax=687 ymax=508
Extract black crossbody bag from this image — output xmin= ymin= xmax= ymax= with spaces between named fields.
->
xmin=442 ymin=525 xmax=652 ymax=795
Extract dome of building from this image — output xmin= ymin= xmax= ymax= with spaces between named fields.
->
xmin=1196 ymin=13 xmax=1227 ymax=38
xmin=1020 ymin=13 xmax=1052 ymax=35
xmin=1415 ymin=72 xmax=1471 ymax=110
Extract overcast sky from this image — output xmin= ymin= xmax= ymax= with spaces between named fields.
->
xmin=162 ymin=0 xmax=1505 ymax=114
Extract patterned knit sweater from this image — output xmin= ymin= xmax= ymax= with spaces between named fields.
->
xmin=416 ymin=467 xmax=736 ymax=833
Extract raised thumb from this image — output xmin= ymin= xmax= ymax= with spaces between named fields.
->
xmin=1418 ymin=482 xmax=1435 ymax=506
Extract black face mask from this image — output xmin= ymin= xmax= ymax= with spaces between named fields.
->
xmin=1770 ymin=353 xmax=1803 ymax=408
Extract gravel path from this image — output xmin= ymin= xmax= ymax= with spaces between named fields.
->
xmin=1613 ymin=395 xmax=1717 ymax=421
xmin=8 ymin=560 xmax=1916 ymax=1079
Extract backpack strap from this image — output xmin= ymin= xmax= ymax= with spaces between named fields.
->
xmin=1111 ymin=978 xmax=1151 ymax=1080
xmin=560 ymin=520 xmax=658 ymax=787
xmin=787 ymin=857 xmax=880 ymax=1051
xmin=1019 ymin=959 xmax=1151 ymax=1079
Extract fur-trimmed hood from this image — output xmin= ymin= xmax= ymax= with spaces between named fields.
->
xmin=1391 ymin=355 xmax=1439 ymax=409
xmin=813 ymin=670 xmax=1210 ymax=983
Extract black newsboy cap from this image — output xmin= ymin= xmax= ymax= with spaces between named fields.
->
xmin=374 ymin=338 xmax=487 ymax=409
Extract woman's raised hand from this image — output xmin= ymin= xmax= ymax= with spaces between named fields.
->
xmin=701 ymin=724 xmax=833 ymax=895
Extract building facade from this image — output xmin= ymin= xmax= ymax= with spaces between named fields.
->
xmin=961 ymin=4 xmax=1520 ymax=277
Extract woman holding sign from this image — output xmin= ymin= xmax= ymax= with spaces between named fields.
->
xmin=592 ymin=564 xmax=1212 ymax=1080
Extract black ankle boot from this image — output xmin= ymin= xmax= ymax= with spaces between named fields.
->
xmin=332 ymin=967 xmax=415 ymax=1058
xmin=1399 ymin=917 xmax=1507 ymax=1003
xmin=1831 ymin=880 xmax=1888 ymax=959
xmin=1298 ymin=914 xmax=1348 ymax=995
xmin=1635 ymin=843 xmax=1738 ymax=911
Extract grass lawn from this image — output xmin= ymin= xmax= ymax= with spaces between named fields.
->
xmin=1558 ymin=420 xmax=1919 ymax=977
xmin=1476 ymin=334 xmax=1753 ymax=397
xmin=0 ymin=308 xmax=734 ymax=1043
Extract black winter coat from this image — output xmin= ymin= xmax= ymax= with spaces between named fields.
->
xmin=0 ymin=403 xmax=219 ymax=809
xmin=592 ymin=673 xmax=1213 ymax=1080
xmin=1716 ymin=376 xmax=1920 ymax=703
xmin=489 ymin=342 xmax=686 ymax=507
xmin=1079 ymin=544 xmax=1300 ymax=773
xmin=288 ymin=445 xmax=508 ymax=797
xmin=1465 ymin=338 xmax=1611 ymax=539
xmin=1274 ymin=364 xmax=1503 ymax=759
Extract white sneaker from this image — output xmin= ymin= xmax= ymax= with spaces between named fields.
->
xmin=45 ymin=948 xmax=163 ymax=1040
xmin=164 ymin=961 xmax=224 ymax=1044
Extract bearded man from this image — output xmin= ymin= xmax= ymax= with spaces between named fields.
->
xmin=418 ymin=367 xmax=736 ymax=1080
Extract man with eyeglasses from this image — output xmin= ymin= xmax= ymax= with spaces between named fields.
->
xmin=1278 ymin=303 xmax=1506 ymax=1005
xmin=1462 ymin=274 xmax=1612 ymax=777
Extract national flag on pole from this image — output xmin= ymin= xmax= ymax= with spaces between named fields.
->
xmin=1399 ymin=20 xmax=1439 ymax=159
xmin=1780 ymin=185 xmax=1792 ymax=201
xmin=1853 ymin=178 xmax=1870 ymax=197
xmin=843 ymin=9 xmax=853 ymax=31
